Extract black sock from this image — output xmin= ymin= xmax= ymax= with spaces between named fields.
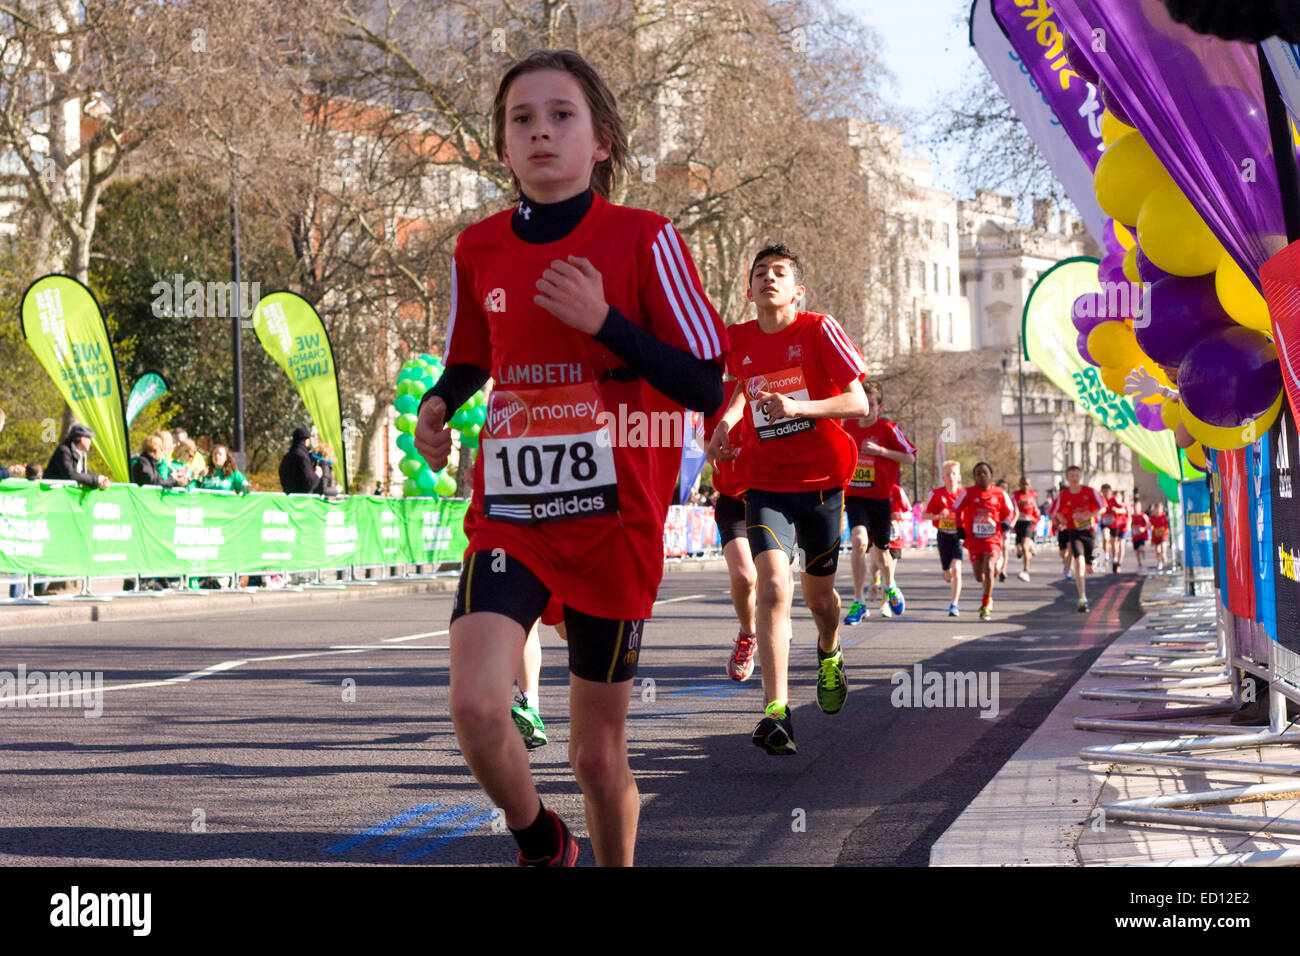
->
xmin=509 ymin=801 xmax=560 ymax=860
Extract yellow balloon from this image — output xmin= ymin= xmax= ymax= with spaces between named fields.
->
xmin=1184 ymin=442 xmax=1207 ymax=470
xmin=1094 ymin=134 xmax=1174 ymax=227
xmin=1214 ymin=253 xmax=1271 ymax=332
xmin=1136 ymin=180 xmax=1226 ymax=276
xmin=1180 ymin=390 xmax=1284 ymax=451
xmin=1087 ymin=321 xmax=1144 ymax=369
xmin=1113 ymin=221 xmax=1136 ymax=251
xmin=1159 ymin=396 xmax=1182 ymax=430
xmin=1100 ymin=365 xmax=1129 ymax=395
xmin=1101 ymin=110 xmax=1137 ymax=147
xmin=1122 ymin=244 xmax=1141 ymax=285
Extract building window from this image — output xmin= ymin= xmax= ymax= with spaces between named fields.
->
xmin=918 ymin=260 xmax=926 ymax=291
xmin=942 ymin=222 xmax=950 ymax=248
xmin=993 ymin=271 xmax=1005 ymax=291
xmin=924 ymin=220 xmax=934 ymax=240
xmin=946 ymin=266 xmax=952 ymax=296
xmin=933 ymin=263 xmax=939 ymax=291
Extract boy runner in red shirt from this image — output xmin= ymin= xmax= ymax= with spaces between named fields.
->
xmin=887 ymin=484 xmax=912 ymax=557
xmin=1012 ymin=476 xmax=1040 ymax=582
xmin=841 ymin=383 xmax=915 ymax=623
xmin=1150 ymin=501 xmax=1172 ymax=571
xmin=1048 ymin=466 xmax=1107 ymax=612
xmin=415 ymin=51 xmax=727 ymax=867
xmin=707 ymin=244 xmax=867 ymax=755
xmin=1130 ymin=507 xmax=1151 ymax=570
xmin=922 ymin=459 xmax=965 ymax=616
xmin=953 ymin=462 xmax=1016 ymax=620
xmin=1108 ymin=489 xmax=1131 ymax=573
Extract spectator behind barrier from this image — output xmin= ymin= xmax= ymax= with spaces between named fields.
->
xmin=279 ymin=426 xmax=323 ymax=494
xmin=199 ymin=444 xmax=249 ymax=494
xmin=25 ymin=463 xmax=41 ymax=480
xmin=45 ymin=423 xmax=109 ymax=489
xmin=172 ymin=427 xmax=206 ymax=479
xmin=131 ymin=434 xmax=189 ymax=489
xmin=313 ymin=442 xmax=343 ymax=497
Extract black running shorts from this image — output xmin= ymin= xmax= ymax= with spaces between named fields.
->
xmin=745 ymin=486 xmax=843 ymax=577
xmin=1014 ymin=519 xmax=1035 ymax=546
xmin=1064 ymin=529 xmax=1096 ymax=565
xmin=451 ymin=551 xmax=644 ymax=683
xmin=845 ymin=495 xmax=892 ymax=551
xmin=937 ymin=530 xmax=964 ymax=570
xmin=714 ymin=493 xmax=748 ymax=548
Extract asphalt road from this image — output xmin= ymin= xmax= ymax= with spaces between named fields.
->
xmin=0 ymin=557 xmax=1142 ymax=866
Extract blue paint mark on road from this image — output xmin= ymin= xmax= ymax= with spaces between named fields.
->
xmin=325 ymin=802 xmax=442 ymax=853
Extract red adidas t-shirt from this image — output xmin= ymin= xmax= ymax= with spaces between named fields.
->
xmin=704 ymin=380 xmax=744 ymax=500
xmin=1131 ymin=512 xmax=1151 ymax=539
xmin=1049 ymin=485 xmax=1107 ymax=531
xmin=888 ymin=484 xmax=910 ymax=549
xmin=444 ymin=194 xmax=727 ymax=619
xmin=1150 ymin=513 xmax=1170 ymax=540
xmin=1109 ymin=498 xmax=1131 ymax=532
xmin=1012 ymin=489 xmax=1040 ymax=522
xmin=952 ymin=485 xmax=1015 ymax=548
xmin=841 ymin=416 xmax=915 ymax=500
xmin=924 ymin=486 xmax=962 ymax=534
xmin=725 ymin=312 xmax=865 ymax=494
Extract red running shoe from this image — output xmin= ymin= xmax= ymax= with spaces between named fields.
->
xmin=728 ymin=634 xmax=757 ymax=682
xmin=517 ymin=811 xmax=580 ymax=867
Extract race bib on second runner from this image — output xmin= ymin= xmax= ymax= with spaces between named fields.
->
xmin=938 ymin=516 xmax=957 ymax=532
xmin=481 ymin=383 xmax=620 ymax=525
xmin=850 ymin=457 xmax=876 ymax=489
xmin=1073 ymin=510 xmax=1092 ymax=530
xmin=747 ymin=367 xmax=813 ymax=440
xmin=973 ymin=515 xmax=997 ymax=538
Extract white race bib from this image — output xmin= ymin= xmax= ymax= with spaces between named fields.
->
xmin=747 ymin=366 xmax=813 ymax=441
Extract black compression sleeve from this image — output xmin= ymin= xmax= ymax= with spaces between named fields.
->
xmin=420 ymin=364 xmax=491 ymax=417
xmin=594 ymin=306 xmax=723 ymax=414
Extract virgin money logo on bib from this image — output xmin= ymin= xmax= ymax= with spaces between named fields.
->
xmin=489 ymin=391 xmax=529 ymax=438
xmin=745 ymin=377 xmax=764 ymax=400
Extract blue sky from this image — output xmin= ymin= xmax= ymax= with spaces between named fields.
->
xmin=838 ymin=0 xmax=981 ymax=191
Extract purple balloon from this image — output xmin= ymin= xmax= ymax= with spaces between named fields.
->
xmin=1103 ymin=219 xmax=1124 ymax=256
xmin=1179 ymin=327 xmax=1281 ymax=427
xmin=1072 ymin=292 xmax=1124 ymax=333
xmin=1099 ymin=251 xmax=1127 ymax=287
xmin=1135 ymin=247 xmax=1173 ymax=285
xmin=1063 ymin=29 xmax=1100 ymax=86
xmin=1077 ymin=330 xmax=1096 ymax=366
xmin=1100 ymin=83 xmax=1133 ymax=126
xmin=1135 ymin=401 xmax=1165 ymax=432
xmin=1134 ymin=275 xmax=1237 ymax=368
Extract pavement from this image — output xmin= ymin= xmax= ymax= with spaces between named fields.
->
xmin=932 ymin=571 xmax=1300 ymax=867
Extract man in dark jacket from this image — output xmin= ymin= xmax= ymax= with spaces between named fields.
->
xmin=279 ymin=426 xmax=323 ymax=494
xmin=131 ymin=434 xmax=188 ymax=489
xmin=45 ymin=424 xmax=110 ymax=489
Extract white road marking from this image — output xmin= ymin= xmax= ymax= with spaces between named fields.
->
xmin=999 ymin=654 xmax=1077 ymax=676
xmin=653 ymin=593 xmax=706 ymax=605
xmin=382 ymin=630 xmax=449 ymax=643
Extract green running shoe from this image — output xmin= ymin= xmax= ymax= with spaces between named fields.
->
xmin=844 ymin=601 xmax=868 ymax=625
xmin=816 ymin=646 xmax=847 ymax=714
xmin=511 ymin=696 xmax=549 ymax=750
xmin=752 ymin=701 xmax=796 ymax=755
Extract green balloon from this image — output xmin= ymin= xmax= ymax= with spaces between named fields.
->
xmin=467 ymin=423 xmax=481 ymax=438
xmin=396 ymin=432 xmax=415 ymax=453
xmin=417 ymin=468 xmax=437 ymax=491
xmin=450 ymin=408 xmax=469 ymax=429
xmin=395 ymin=394 xmax=418 ymax=416
xmin=1157 ymin=472 xmax=1179 ymax=502
xmin=402 ymin=477 xmax=420 ymax=497
xmin=462 ymin=431 xmax=479 ymax=450
xmin=435 ymin=473 xmax=457 ymax=496
xmin=396 ymin=413 xmax=418 ymax=435
xmin=399 ymin=456 xmax=422 ymax=477
xmin=470 ymin=405 xmax=487 ymax=427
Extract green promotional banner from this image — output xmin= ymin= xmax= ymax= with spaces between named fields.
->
xmin=251 ymin=291 xmax=347 ymax=491
xmin=1023 ymin=258 xmax=1182 ymax=479
xmin=125 ymin=371 xmax=169 ymax=427
xmin=19 ymin=275 xmax=130 ymax=482
xmin=0 ymin=481 xmax=468 ymax=576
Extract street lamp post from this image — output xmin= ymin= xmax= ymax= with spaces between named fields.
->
xmin=229 ymin=150 xmax=246 ymax=470
xmin=1016 ymin=334 xmax=1027 ymax=481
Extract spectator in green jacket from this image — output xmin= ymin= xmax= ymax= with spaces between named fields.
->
xmin=198 ymin=444 xmax=249 ymax=494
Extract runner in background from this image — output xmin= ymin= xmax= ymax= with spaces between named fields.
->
xmin=1130 ymin=506 xmax=1151 ymax=571
xmin=886 ymin=483 xmax=912 ymax=579
xmin=841 ymin=381 xmax=916 ymax=624
xmin=705 ymin=380 xmax=759 ymax=681
xmin=1151 ymin=501 xmax=1171 ymax=571
xmin=1053 ymin=482 xmax=1072 ymax=579
xmin=1109 ymin=489 xmax=1131 ymax=574
xmin=1097 ymin=483 xmax=1115 ymax=569
xmin=1011 ymin=475 xmax=1039 ymax=582
xmin=953 ymin=462 xmax=1016 ymax=621
xmin=707 ymin=243 xmax=867 ymax=755
xmin=922 ymin=459 xmax=965 ymax=616
xmin=993 ymin=478 xmax=1012 ymax=583
xmin=1049 ymin=466 xmax=1106 ymax=612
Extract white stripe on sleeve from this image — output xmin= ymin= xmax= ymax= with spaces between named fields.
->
xmin=444 ymin=254 xmax=460 ymax=358
xmin=651 ymin=240 xmax=703 ymax=358
xmin=822 ymin=315 xmax=867 ymax=375
xmin=661 ymin=226 xmax=722 ymax=357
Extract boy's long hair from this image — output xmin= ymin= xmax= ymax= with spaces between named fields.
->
xmin=492 ymin=49 xmax=630 ymax=200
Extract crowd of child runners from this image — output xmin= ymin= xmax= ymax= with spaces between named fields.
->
xmin=412 ymin=47 xmax=1180 ymax=868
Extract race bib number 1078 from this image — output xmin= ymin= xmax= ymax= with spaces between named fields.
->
xmin=482 ymin=384 xmax=620 ymax=525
